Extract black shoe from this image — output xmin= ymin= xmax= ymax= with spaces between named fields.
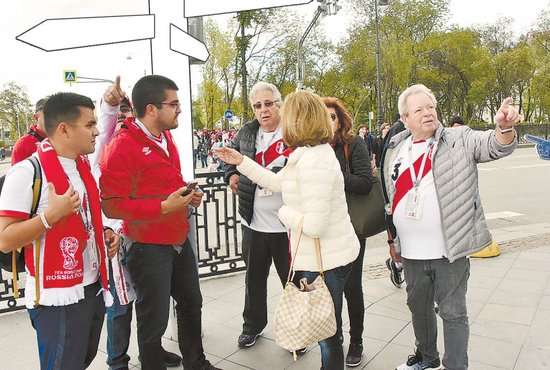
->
xmin=237 ymin=332 xmax=262 ymax=347
xmin=164 ymin=349 xmax=183 ymax=367
xmin=386 ymin=258 xmax=404 ymax=288
xmin=138 ymin=349 xmax=182 ymax=367
xmin=395 ymin=349 xmax=441 ymax=370
xmin=186 ymin=359 xmax=222 ymax=370
xmin=345 ymin=342 xmax=363 ymax=367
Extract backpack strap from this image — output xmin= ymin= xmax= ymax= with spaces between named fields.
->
xmin=12 ymin=156 xmax=42 ymax=300
xmin=27 ymin=156 xmax=42 ymax=216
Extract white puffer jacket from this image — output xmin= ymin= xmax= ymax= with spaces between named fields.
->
xmin=237 ymin=143 xmax=359 ymax=272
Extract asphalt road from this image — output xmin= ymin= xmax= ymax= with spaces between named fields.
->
xmin=478 ymin=146 xmax=550 ymax=229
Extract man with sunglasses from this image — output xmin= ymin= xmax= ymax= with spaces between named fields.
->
xmin=100 ymin=75 xmax=218 ymax=370
xmin=224 ymin=82 xmax=292 ymax=349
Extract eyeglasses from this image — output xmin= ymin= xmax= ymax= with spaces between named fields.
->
xmin=252 ymin=100 xmax=279 ymax=110
xmin=153 ymin=102 xmax=181 ymax=109
xmin=330 ymin=113 xmax=337 ymax=121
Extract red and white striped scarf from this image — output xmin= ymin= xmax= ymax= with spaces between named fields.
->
xmin=32 ymin=140 xmax=110 ymax=305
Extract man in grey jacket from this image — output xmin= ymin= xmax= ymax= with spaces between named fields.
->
xmin=381 ymin=84 xmax=520 ymax=370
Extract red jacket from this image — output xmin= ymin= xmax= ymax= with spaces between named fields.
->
xmin=11 ymin=125 xmax=46 ymax=164
xmin=99 ymin=118 xmax=190 ymax=245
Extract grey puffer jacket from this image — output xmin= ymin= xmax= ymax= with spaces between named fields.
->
xmin=381 ymin=125 xmax=517 ymax=262
xmin=224 ymin=119 xmax=260 ymax=224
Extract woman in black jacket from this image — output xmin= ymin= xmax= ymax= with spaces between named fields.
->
xmin=323 ymin=97 xmax=373 ymax=367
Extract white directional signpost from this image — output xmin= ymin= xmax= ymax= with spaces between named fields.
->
xmin=15 ymin=0 xmax=313 ymax=179
xmin=13 ymin=0 xmax=317 ymax=339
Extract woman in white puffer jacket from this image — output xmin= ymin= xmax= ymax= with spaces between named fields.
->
xmin=214 ymin=90 xmax=359 ymax=370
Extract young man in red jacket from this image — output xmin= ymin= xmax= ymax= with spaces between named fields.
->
xmin=11 ymin=98 xmax=48 ymax=165
xmin=99 ymin=75 xmax=219 ymax=370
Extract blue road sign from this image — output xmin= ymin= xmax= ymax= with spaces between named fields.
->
xmin=224 ymin=109 xmax=233 ymax=120
xmin=64 ymin=70 xmax=77 ymax=83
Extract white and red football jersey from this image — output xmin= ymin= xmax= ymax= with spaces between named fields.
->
xmin=391 ymin=137 xmax=447 ymax=260
xmin=245 ymin=128 xmax=289 ymax=233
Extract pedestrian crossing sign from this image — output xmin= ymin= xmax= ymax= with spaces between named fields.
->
xmin=64 ymin=70 xmax=77 ymax=83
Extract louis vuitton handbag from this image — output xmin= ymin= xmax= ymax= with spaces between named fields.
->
xmin=274 ymin=220 xmax=337 ymax=358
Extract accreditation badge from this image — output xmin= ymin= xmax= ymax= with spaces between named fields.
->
xmin=405 ymin=191 xmax=424 ymax=219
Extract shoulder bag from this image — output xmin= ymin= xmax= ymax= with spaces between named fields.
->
xmin=344 ymin=143 xmax=386 ymax=238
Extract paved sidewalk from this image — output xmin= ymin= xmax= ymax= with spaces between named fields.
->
xmin=1 ymin=238 xmax=549 ymax=369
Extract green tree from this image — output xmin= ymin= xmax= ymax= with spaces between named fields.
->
xmin=416 ymin=28 xmax=493 ymax=123
xmin=0 ymin=82 xmax=33 ymax=140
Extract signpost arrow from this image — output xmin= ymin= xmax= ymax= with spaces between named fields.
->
xmin=16 ymin=15 xmax=155 ymax=52
xmin=170 ymin=24 xmax=209 ymax=61
xmin=184 ymin=0 xmax=313 ymax=17
xmin=15 ymin=0 xmax=318 ymax=180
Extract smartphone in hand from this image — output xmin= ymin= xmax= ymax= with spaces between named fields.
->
xmin=182 ymin=181 xmax=198 ymax=196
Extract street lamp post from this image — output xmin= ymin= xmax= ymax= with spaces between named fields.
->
xmin=296 ymin=0 xmax=341 ymax=90
xmin=374 ymin=0 xmax=389 ymax=128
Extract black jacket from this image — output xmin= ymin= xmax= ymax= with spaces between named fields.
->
xmin=224 ymin=119 xmax=261 ymax=224
xmin=333 ymin=135 xmax=373 ymax=195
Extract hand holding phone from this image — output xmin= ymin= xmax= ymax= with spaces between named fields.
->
xmin=182 ymin=181 xmax=198 ymax=196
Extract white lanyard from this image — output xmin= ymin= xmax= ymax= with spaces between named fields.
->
xmin=260 ymin=125 xmax=281 ymax=168
xmin=78 ymin=193 xmax=92 ymax=233
xmin=408 ymin=136 xmax=435 ymax=191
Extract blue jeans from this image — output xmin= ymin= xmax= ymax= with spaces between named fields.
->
xmin=126 ymin=240 xmax=204 ymax=370
xmin=28 ymin=281 xmax=104 ymax=370
xmin=402 ymin=257 xmax=470 ymax=370
xmin=297 ymin=263 xmax=352 ymax=370
xmin=106 ymin=261 xmax=133 ymax=369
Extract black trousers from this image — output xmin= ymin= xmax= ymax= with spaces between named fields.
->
xmin=343 ymin=235 xmax=367 ymax=344
xmin=126 ymin=240 xmax=204 ymax=370
xmin=241 ymin=225 xmax=290 ymax=334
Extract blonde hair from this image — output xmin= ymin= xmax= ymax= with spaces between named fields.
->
xmin=398 ymin=84 xmax=437 ymax=116
xmin=281 ymin=91 xmax=333 ymax=149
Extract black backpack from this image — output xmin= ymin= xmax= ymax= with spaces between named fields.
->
xmin=0 ymin=156 xmax=42 ymax=273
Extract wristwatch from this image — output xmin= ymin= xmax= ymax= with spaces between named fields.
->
xmin=497 ymin=125 xmax=514 ymax=134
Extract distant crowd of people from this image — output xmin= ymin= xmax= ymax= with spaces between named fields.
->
xmin=193 ymin=128 xmax=237 ymax=171
xmin=0 ymin=73 xmax=519 ymax=370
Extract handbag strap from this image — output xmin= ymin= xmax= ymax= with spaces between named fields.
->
xmin=286 ymin=219 xmax=324 ymax=283
xmin=343 ymin=143 xmax=350 ymax=173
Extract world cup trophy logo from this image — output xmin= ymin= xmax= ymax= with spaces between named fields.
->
xmin=59 ymin=237 xmax=79 ymax=270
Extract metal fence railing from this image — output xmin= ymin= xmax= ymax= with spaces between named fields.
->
xmin=1 ymin=171 xmax=246 ymax=313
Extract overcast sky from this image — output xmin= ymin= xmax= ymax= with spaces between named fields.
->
xmin=0 ymin=0 xmax=548 ymax=105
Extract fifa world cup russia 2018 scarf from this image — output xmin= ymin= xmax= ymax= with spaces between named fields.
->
xmin=35 ymin=140 xmax=110 ymax=306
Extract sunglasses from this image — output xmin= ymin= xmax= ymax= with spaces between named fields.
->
xmin=330 ymin=113 xmax=337 ymax=121
xmin=253 ymin=100 xmax=279 ymax=110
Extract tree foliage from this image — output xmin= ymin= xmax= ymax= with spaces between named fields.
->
xmin=195 ymin=0 xmax=550 ymax=130
xmin=0 ymin=82 xmax=33 ymax=140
